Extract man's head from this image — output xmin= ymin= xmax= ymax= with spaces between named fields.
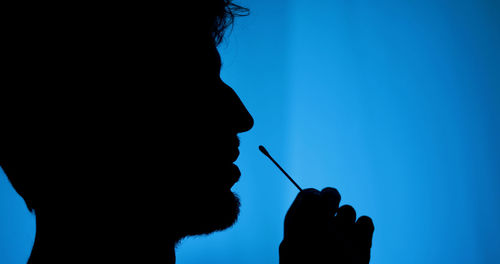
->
xmin=166 ymin=0 xmax=254 ymax=241
xmin=1 ymin=0 xmax=253 ymax=248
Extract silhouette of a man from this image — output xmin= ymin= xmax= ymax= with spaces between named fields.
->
xmin=2 ymin=1 xmax=373 ymax=263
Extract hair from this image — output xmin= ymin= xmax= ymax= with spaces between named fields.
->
xmin=211 ymin=0 xmax=249 ymax=45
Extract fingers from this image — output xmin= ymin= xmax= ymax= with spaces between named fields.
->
xmin=320 ymin=187 xmax=341 ymax=215
xmin=355 ymin=216 xmax=374 ymax=247
xmin=282 ymin=188 xmax=340 ymax=262
xmin=286 ymin=188 xmax=321 ymax=219
xmin=280 ymin=187 xmax=375 ymax=264
xmin=284 ymin=188 xmax=321 ymax=229
xmin=336 ymin=204 xmax=356 ymax=225
xmin=284 ymin=188 xmax=340 ymax=239
xmin=287 ymin=187 xmax=341 ymax=221
xmin=299 ymin=187 xmax=322 ymax=199
xmin=332 ymin=204 xmax=356 ymax=249
xmin=353 ymin=216 xmax=374 ymax=264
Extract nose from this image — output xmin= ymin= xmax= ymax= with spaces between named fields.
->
xmin=223 ymin=82 xmax=254 ymax=133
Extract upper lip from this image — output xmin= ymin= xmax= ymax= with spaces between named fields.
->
xmin=231 ymin=148 xmax=240 ymax=163
xmin=230 ymin=136 xmax=240 ymax=163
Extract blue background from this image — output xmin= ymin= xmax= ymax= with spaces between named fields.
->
xmin=1 ymin=0 xmax=499 ymax=263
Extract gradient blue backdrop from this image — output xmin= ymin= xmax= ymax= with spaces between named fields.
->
xmin=1 ymin=0 xmax=499 ymax=263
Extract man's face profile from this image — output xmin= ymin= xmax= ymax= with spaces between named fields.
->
xmin=167 ymin=37 xmax=254 ymax=241
xmin=0 ymin=2 xmax=254 ymax=261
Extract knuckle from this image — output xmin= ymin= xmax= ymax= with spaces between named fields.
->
xmin=339 ymin=204 xmax=355 ymax=213
xmin=357 ymin=215 xmax=375 ymax=231
xmin=297 ymin=188 xmax=321 ymax=201
xmin=320 ymin=187 xmax=341 ymax=201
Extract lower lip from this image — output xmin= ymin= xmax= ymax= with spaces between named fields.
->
xmin=230 ymin=164 xmax=241 ymax=186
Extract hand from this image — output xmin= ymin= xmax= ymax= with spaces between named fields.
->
xmin=279 ymin=188 xmax=374 ymax=264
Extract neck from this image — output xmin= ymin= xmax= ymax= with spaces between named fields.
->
xmin=29 ymin=209 xmax=179 ymax=263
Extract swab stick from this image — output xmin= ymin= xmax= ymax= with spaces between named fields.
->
xmin=259 ymin=145 xmax=303 ymax=191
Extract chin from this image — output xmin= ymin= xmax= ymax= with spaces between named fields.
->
xmin=179 ymin=189 xmax=241 ymax=238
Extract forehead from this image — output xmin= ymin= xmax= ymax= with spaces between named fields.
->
xmin=173 ymin=38 xmax=221 ymax=74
